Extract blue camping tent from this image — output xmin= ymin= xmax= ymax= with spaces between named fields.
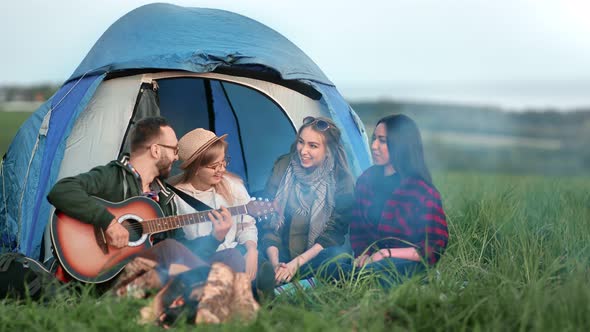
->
xmin=0 ymin=3 xmax=371 ymax=260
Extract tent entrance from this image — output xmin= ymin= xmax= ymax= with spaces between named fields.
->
xmin=124 ymin=75 xmax=297 ymax=193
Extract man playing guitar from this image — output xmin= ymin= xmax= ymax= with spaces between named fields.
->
xmin=47 ymin=116 xmax=236 ymax=287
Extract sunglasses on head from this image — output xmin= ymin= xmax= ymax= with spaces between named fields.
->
xmin=302 ymin=116 xmax=330 ymax=131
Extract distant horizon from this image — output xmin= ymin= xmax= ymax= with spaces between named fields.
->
xmin=341 ymin=79 xmax=590 ymax=111
xmin=1 ymin=78 xmax=589 ymax=112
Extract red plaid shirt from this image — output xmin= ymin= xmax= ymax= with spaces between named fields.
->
xmin=350 ymin=166 xmax=448 ymax=265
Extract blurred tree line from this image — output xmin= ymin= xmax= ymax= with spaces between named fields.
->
xmin=352 ymin=101 xmax=590 ymax=176
xmin=0 ymin=84 xmax=60 ymax=102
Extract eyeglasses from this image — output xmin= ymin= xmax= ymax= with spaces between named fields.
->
xmin=154 ymin=143 xmax=179 ymax=155
xmin=204 ymin=157 xmax=230 ymax=171
xmin=303 ymin=116 xmax=330 ymax=132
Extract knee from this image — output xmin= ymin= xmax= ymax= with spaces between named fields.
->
xmin=152 ymin=238 xmax=186 ymax=257
xmin=223 ymin=248 xmax=244 ymax=261
xmin=155 ymin=238 xmax=183 ymax=250
xmin=310 ymin=246 xmax=352 ymax=271
xmin=212 ymin=248 xmax=246 ymax=273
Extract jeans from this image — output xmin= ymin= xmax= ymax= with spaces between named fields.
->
xmin=137 ymin=239 xmax=245 ymax=284
xmin=322 ymin=257 xmax=425 ymax=288
xmin=301 ymin=245 xmax=353 ymax=277
xmin=266 ymin=244 xmax=353 ymax=279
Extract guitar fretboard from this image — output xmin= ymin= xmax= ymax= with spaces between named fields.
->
xmin=140 ymin=205 xmax=248 ymax=234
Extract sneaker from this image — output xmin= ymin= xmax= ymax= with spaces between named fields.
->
xmin=255 ymin=261 xmax=275 ymax=302
xmin=274 ymin=277 xmax=318 ymax=296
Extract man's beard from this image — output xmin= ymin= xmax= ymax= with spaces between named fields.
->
xmin=156 ymin=157 xmax=172 ymax=179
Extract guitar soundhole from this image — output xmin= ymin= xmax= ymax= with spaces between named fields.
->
xmin=121 ymin=218 xmax=144 ymax=242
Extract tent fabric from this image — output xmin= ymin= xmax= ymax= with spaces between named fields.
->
xmin=215 ymin=81 xmax=297 ymax=191
xmin=210 ymin=80 xmax=247 ymax=182
xmin=69 ymin=3 xmax=332 ymax=86
xmin=1 ymin=4 xmax=371 ymax=260
xmin=1 ymin=99 xmax=53 ymax=252
xmin=311 ymin=83 xmax=372 ymax=175
xmin=57 ymin=75 xmax=144 ymax=180
xmin=145 ymin=71 xmax=325 ymax=120
xmin=120 ymin=83 xmax=162 ymax=155
xmin=24 ymin=74 xmax=105 ymax=257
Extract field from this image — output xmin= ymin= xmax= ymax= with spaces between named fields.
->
xmin=1 ymin=111 xmax=588 ymax=330
xmin=1 ymin=172 xmax=588 ymax=331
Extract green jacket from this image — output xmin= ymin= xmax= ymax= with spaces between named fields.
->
xmin=262 ymin=154 xmax=354 ymax=258
xmin=47 ymin=156 xmax=177 ymax=231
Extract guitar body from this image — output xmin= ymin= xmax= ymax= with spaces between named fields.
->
xmin=50 ymin=196 xmax=164 ymax=283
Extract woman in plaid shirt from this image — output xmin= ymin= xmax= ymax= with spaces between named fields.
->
xmin=346 ymin=114 xmax=448 ymax=285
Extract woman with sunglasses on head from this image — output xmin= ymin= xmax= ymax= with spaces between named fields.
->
xmin=169 ymin=128 xmax=259 ymax=281
xmin=262 ymin=116 xmax=355 ymax=284
xmin=346 ymin=114 xmax=448 ymax=286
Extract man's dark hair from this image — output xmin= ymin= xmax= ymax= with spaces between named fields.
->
xmin=129 ymin=116 xmax=170 ymax=153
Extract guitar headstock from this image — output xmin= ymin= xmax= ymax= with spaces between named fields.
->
xmin=246 ymin=198 xmax=276 ymax=221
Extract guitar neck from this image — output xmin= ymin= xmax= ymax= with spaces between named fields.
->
xmin=141 ymin=205 xmax=247 ymax=234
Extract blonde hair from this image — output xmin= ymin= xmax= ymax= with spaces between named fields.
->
xmin=173 ymin=139 xmax=240 ymax=205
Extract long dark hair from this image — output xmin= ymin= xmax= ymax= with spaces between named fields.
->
xmin=377 ymin=114 xmax=432 ymax=184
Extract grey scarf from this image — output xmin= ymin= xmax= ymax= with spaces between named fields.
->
xmin=273 ymin=152 xmax=336 ymax=248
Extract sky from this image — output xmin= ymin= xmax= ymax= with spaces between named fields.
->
xmin=1 ymin=0 xmax=589 ymax=110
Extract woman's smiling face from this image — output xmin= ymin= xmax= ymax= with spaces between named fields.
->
xmin=193 ymin=150 xmax=227 ymax=189
xmin=296 ymin=127 xmax=327 ymax=170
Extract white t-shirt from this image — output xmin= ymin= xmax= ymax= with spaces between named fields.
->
xmin=173 ymin=175 xmax=258 ymax=251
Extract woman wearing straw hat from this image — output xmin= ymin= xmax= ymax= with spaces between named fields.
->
xmin=171 ymin=128 xmax=259 ymax=281
xmin=262 ymin=117 xmax=355 ymax=284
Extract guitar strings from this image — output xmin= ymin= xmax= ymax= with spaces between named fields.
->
xmin=120 ymin=214 xmax=204 ymax=234
xmin=118 ymin=203 xmax=269 ymax=235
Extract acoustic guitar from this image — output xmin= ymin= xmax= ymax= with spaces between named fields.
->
xmin=50 ymin=196 xmax=274 ymax=283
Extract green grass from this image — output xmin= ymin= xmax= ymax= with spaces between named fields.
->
xmin=0 ymin=112 xmax=33 ymax=157
xmin=1 ymin=172 xmax=588 ymax=331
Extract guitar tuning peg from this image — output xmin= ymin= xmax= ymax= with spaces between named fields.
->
xmin=264 ymin=215 xmax=268 ymax=220
xmin=250 ymin=197 xmax=255 ymax=201
xmin=264 ymin=198 xmax=269 ymax=202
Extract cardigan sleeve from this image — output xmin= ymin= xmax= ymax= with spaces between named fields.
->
xmin=228 ymin=176 xmax=258 ymax=245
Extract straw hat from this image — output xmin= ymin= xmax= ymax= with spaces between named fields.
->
xmin=178 ymin=128 xmax=227 ymax=169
